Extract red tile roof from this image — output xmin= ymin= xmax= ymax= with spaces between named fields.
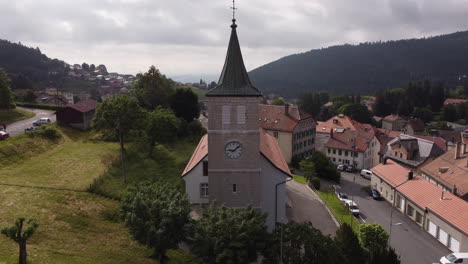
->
xmin=383 ymin=114 xmax=404 ymax=122
xmin=69 ymin=99 xmax=98 ymax=113
xmin=413 ymin=135 xmax=447 ymax=151
xmin=444 ymin=98 xmax=468 ymax=105
xmin=181 ymin=131 xmax=291 ymax=177
xmin=371 ymin=160 xmax=410 ymax=187
xmin=259 ymin=104 xmax=313 ymax=132
xmin=326 ymin=126 xmax=375 ymax=152
xmin=316 ymin=115 xmax=359 ymax=134
xmin=377 ymin=128 xmax=402 ymax=138
xmin=397 ymin=177 xmax=441 ymax=209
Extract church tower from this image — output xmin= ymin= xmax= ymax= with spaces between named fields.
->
xmin=206 ymin=17 xmax=263 ymax=207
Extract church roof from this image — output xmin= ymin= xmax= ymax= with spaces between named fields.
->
xmin=181 ymin=130 xmax=291 ymax=177
xmin=206 ymin=19 xmax=262 ymax=97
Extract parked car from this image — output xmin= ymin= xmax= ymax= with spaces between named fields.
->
xmin=337 ymin=192 xmax=351 ymax=203
xmin=345 ymin=200 xmax=360 ymax=216
xmin=345 ymin=165 xmax=356 ymax=173
xmin=24 ymin=126 xmax=37 ymax=133
xmin=360 ymin=169 xmax=373 ymax=180
xmin=368 ymin=189 xmax=382 ymax=200
xmin=0 ymin=131 xmax=9 ymax=140
xmin=337 ymin=164 xmax=347 ymax=171
xmin=440 ymin=253 xmax=468 ymax=264
xmin=33 ymin=118 xmax=51 ymax=126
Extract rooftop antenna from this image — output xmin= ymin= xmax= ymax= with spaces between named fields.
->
xmin=231 ymin=0 xmax=237 ymax=21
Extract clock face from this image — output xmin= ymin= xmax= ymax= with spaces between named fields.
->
xmin=225 ymin=141 xmax=243 ymax=159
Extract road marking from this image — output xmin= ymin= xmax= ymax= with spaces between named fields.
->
xmin=359 ymin=215 xmax=366 ymax=223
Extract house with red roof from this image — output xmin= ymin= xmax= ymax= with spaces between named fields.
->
xmin=315 ymin=114 xmax=362 ymax=151
xmin=56 ymin=99 xmax=98 ymax=130
xmin=403 ymin=118 xmax=426 ymax=135
xmin=181 ymin=19 xmax=290 ymax=230
xmin=258 ymin=104 xmax=316 ymax=163
xmin=371 ymin=160 xmax=468 ymax=252
xmin=444 ymin=98 xmax=468 ymax=105
xmin=382 ymin=114 xmax=407 ymax=131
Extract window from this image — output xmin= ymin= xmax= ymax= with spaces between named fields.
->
xmin=200 ymin=183 xmax=209 ymax=197
xmin=407 ymin=205 xmax=414 ymax=217
xmin=222 ymin=105 xmax=231 ymax=124
xmin=345 ymin=151 xmax=348 ymax=156
xmin=339 ymin=159 xmax=342 ymax=162
xmin=304 ymin=140 xmax=307 ymax=147
xmin=354 ymin=152 xmax=358 ymax=157
xmin=339 ymin=150 xmax=342 ymax=155
xmin=415 ymin=212 xmax=422 ymax=224
xmin=273 ymin=131 xmax=279 ymax=138
xmin=237 ymin=105 xmax=246 ymax=124
xmin=328 ymin=148 xmax=331 ymax=154
xmin=400 ymin=153 xmax=403 ymax=158
xmin=232 ymin=184 xmax=237 ymax=193
xmin=203 ymin=161 xmax=208 ymax=176
xmin=332 ymin=158 xmax=336 ymax=162
xmin=333 ymin=149 xmax=336 ymax=154
xmin=395 ymin=151 xmax=398 ymax=156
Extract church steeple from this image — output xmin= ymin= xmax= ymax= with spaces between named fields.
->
xmin=206 ymin=18 xmax=263 ymax=97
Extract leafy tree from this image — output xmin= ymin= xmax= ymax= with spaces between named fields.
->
xmin=169 ymin=87 xmax=200 ymax=122
xmin=334 ymin=223 xmax=367 ymax=264
xmin=10 ymin=74 xmax=35 ymax=90
xmin=0 ymin=69 xmax=15 ymax=109
xmin=92 ymin=94 xmax=143 ymax=182
xmin=132 ymin=66 xmax=173 ymax=110
xmin=271 ymin=98 xmax=286 ymax=105
xmin=263 ymin=221 xmax=344 ymax=264
xmin=121 ymin=182 xmax=190 ymax=263
xmin=310 ymin=151 xmax=340 ymax=182
xmin=14 ymin=89 xmax=36 ymax=103
xmin=97 ymin=64 xmax=108 ymax=74
xmin=190 ymin=204 xmax=268 ymax=264
xmin=338 ymin=103 xmax=372 ymax=124
xmin=90 ymin=64 xmax=96 ymax=72
xmin=81 ymin=63 xmax=89 ymax=71
xmin=413 ymin=107 xmax=433 ymax=123
xmin=297 ymin=92 xmax=325 ymax=117
xmin=1 ymin=217 xmax=39 ymax=264
xmin=443 ymin=104 xmax=458 ymax=122
xmin=145 ymin=107 xmax=180 ymax=157
xmin=208 ymin=81 xmax=217 ymax=90
xmin=299 ymin=160 xmax=316 ymax=181
xmin=369 ymin=246 xmax=400 ymax=264
xmin=358 ymin=223 xmax=389 ymax=255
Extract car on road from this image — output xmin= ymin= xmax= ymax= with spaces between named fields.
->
xmin=345 ymin=165 xmax=356 ymax=173
xmin=336 ymin=192 xmax=351 ymax=203
xmin=368 ymin=189 xmax=382 ymax=200
xmin=0 ymin=131 xmax=9 ymax=140
xmin=24 ymin=126 xmax=37 ymax=133
xmin=440 ymin=253 xmax=468 ymax=264
xmin=360 ymin=169 xmax=373 ymax=179
xmin=33 ymin=118 xmax=51 ymax=126
xmin=337 ymin=164 xmax=347 ymax=171
xmin=345 ymin=200 xmax=360 ymax=216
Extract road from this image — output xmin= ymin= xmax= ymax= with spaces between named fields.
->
xmin=335 ymin=171 xmax=450 ymax=264
xmin=286 ymin=180 xmax=339 ymax=236
xmin=4 ymin=107 xmax=56 ymax=137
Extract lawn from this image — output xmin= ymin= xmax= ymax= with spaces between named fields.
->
xmin=316 ymin=190 xmax=360 ymax=233
xmin=0 ymin=108 xmax=35 ymax=124
xmin=292 ymin=174 xmax=307 ymax=184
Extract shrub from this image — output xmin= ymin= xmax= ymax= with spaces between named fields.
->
xmin=310 ymin=177 xmax=321 ymax=190
xmin=38 ymin=126 xmax=61 ymax=140
xmin=15 ymin=102 xmax=65 ymax=111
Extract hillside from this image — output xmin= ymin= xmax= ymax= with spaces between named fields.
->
xmin=249 ymin=30 xmax=468 ymax=97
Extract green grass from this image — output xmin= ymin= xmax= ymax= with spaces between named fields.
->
xmin=316 ymin=190 xmax=360 ymax=233
xmin=293 ymin=174 xmax=307 ymax=184
xmin=0 ymin=108 xmax=35 ymax=124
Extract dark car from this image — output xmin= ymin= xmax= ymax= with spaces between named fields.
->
xmin=0 ymin=131 xmax=9 ymax=140
xmin=345 ymin=165 xmax=355 ymax=173
xmin=369 ymin=189 xmax=382 ymax=200
xmin=24 ymin=127 xmax=37 ymax=133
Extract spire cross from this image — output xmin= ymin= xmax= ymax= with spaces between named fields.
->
xmin=231 ymin=0 xmax=237 ymax=20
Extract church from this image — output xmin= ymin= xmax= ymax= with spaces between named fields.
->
xmin=181 ymin=17 xmax=291 ymax=229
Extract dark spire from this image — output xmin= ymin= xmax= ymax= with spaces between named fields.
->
xmin=206 ymin=18 xmax=262 ymax=97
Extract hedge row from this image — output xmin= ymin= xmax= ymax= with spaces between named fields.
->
xmin=16 ymin=102 xmax=65 ymax=111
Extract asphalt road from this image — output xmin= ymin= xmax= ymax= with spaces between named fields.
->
xmin=4 ymin=107 xmax=56 ymax=137
xmin=335 ymin=171 xmax=450 ymax=264
xmin=286 ymin=180 xmax=339 ymax=236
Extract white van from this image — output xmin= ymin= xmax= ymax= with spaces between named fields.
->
xmin=440 ymin=253 xmax=468 ymax=264
xmin=360 ymin=169 xmax=373 ymax=180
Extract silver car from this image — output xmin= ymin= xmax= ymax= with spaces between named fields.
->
xmin=33 ymin=118 xmax=51 ymax=126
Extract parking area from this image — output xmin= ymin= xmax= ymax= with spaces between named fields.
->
xmin=3 ymin=107 xmax=56 ymax=137
xmin=334 ymin=171 xmax=450 ymax=264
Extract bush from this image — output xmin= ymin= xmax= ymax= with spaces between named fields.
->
xmin=310 ymin=177 xmax=321 ymax=190
xmin=16 ymin=102 xmax=65 ymax=111
xmin=290 ymin=155 xmax=303 ymax=168
xmin=38 ymin=125 xmax=61 ymax=140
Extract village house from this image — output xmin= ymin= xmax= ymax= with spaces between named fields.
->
xmin=402 ymin=118 xmax=426 ymax=135
xmin=315 ymin=114 xmax=363 ymax=151
xmin=444 ymin=98 xmax=468 ymax=105
xmin=56 ymin=99 xmax=98 ymax=130
xmin=382 ymin=114 xmax=406 ymax=131
xmin=258 ymin=104 xmax=316 ymax=163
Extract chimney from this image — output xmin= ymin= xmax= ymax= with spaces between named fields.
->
xmin=330 ymin=128 xmax=334 ymax=139
xmin=284 ymin=104 xmax=289 ymax=116
xmin=408 ymin=170 xmax=414 ymax=180
xmin=464 ymin=143 xmax=467 ymax=154
xmin=453 ymin=185 xmax=458 ymax=195
xmin=441 ymin=191 xmax=445 ymax=200
xmin=383 ymin=157 xmax=388 ymax=165
xmin=455 ymin=142 xmax=461 ymax=159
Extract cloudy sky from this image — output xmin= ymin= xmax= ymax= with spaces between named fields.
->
xmin=1 ymin=0 xmax=468 ymax=82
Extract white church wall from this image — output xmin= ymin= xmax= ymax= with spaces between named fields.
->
xmin=183 ymin=157 xmax=209 ymax=204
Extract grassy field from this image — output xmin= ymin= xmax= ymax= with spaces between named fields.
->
xmin=0 ymin=108 xmax=35 ymax=124
xmin=0 ymin=126 xmax=199 ymax=263
xmin=292 ymin=174 xmax=307 ymax=184
xmin=316 ymin=190 xmax=360 ymax=233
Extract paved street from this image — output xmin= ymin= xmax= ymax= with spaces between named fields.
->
xmin=286 ymin=180 xmax=339 ymax=236
xmin=335 ymin=171 xmax=450 ymax=264
xmin=4 ymin=107 xmax=56 ymax=137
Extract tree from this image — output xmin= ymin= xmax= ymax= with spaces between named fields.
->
xmin=15 ymin=89 xmax=36 ymax=103
xmin=121 ymin=182 xmax=190 ymax=263
xmin=169 ymin=87 xmax=200 ymax=122
xmin=271 ymin=98 xmax=286 ymax=105
xmin=443 ymin=104 xmax=458 ymax=122
xmin=90 ymin=64 xmax=96 ymax=72
xmin=145 ymin=107 xmax=180 ymax=157
xmin=132 ymin=66 xmax=173 ymax=110
xmin=413 ymin=107 xmax=433 ymax=123
xmin=310 ymin=151 xmax=341 ymax=182
xmin=299 ymin=160 xmax=316 ymax=181
xmin=297 ymin=92 xmax=323 ymax=117
xmin=10 ymin=74 xmax=35 ymax=90
xmin=1 ymin=217 xmax=39 ymax=264
xmin=190 ymin=204 xmax=268 ymax=264
xmin=338 ymin=103 xmax=372 ymax=124
xmin=81 ymin=63 xmax=89 ymax=71
xmin=358 ymin=223 xmax=389 ymax=255
xmin=97 ymin=64 xmax=108 ymax=74
xmin=369 ymin=246 xmax=400 ymax=264
xmin=208 ymin=81 xmax=217 ymax=90
xmin=0 ymin=69 xmax=15 ymax=109
xmin=334 ymin=223 xmax=367 ymax=264
xmin=92 ymin=94 xmax=143 ymax=182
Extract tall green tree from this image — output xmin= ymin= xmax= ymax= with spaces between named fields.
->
xmin=190 ymin=204 xmax=268 ymax=264
xmin=0 ymin=69 xmax=15 ymax=109
xmin=132 ymin=66 xmax=173 ymax=110
xmin=271 ymin=98 xmax=286 ymax=105
xmin=359 ymin=223 xmax=389 ymax=255
xmin=92 ymin=94 xmax=143 ymax=182
xmin=299 ymin=160 xmax=316 ymax=181
xmin=145 ymin=107 xmax=180 ymax=157
xmin=310 ymin=151 xmax=341 ymax=182
xmin=334 ymin=223 xmax=367 ymax=264
xmin=1 ymin=217 xmax=39 ymax=264
xmin=169 ymin=87 xmax=200 ymax=122
xmin=338 ymin=103 xmax=372 ymax=124
xmin=121 ymin=182 xmax=190 ymax=263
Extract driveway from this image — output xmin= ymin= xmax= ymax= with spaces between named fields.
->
xmin=336 ymin=171 xmax=450 ymax=264
xmin=286 ymin=180 xmax=339 ymax=236
xmin=4 ymin=107 xmax=56 ymax=137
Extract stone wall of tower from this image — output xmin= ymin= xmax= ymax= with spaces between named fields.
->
xmin=207 ymin=96 xmax=263 ymax=207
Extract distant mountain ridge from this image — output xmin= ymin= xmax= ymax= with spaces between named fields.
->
xmin=249 ymin=30 xmax=468 ymax=98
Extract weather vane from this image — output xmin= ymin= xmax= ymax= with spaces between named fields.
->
xmin=231 ymin=0 xmax=237 ymax=20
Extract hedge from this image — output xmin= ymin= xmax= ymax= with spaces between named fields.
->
xmin=16 ymin=102 xmax=65 ymax=111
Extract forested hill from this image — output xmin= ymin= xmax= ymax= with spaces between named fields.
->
xmin=249 ymin=30 xmax=468 ymax=98
xmin=0 ymin=39 xmax=66 ymax=85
